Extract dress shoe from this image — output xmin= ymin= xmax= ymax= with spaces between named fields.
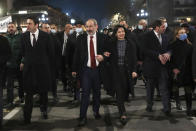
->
xmin=0 ymin=120 xmax=2 ymax=129
xmin=24 ymin=119 xmax=31 ymax=125
xmin=186 ymin=110 xmax=194 ymax=116
xmin=162 ymin=109 xmax=172 ymax=117
xmin=41 ymin=111 xmax=48 ymax=119
xmin=120 ymin=116 xmax=127 ymax=125
xmin=3 ymin=103 xmax=14 ymax=109
xmin=176 ymin=103 xmax=182 ymax=110
xmin=78 ymin=117 xmax=87 ymax=127
xmin=20 ymin=97 xmax=24 ymax=103
xmin=94 ymin=112 xmax=101 ymax=120
xmin=146 ymin=106 xmax=153 ymax=112
xmin=53 ymin=96 xmax=59 ymax=103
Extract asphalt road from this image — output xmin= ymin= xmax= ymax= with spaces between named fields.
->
xmin=2 ymin=80 xmax=196 ymax=131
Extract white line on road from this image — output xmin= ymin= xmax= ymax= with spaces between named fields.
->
xmin=3 ymin=107 xmax=22 ymax=120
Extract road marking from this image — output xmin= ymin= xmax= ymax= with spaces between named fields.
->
xmin=3 ymin=107 xmax=21 ymax=120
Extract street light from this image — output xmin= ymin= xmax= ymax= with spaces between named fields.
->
xmin=71 ymin=18 xmax=76 ymax=24
xmin=136 ymin=9 xmax=148 ymax=18
xmin=66 ymin=12 xmax=69 ymax=16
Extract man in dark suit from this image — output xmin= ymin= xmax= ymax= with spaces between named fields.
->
xmin=20 ymin=17 xmax=54 ymax=124
xmin=0 ymin=35 xmax=11 ymax=128
xmin=41 ymin=23 xmax=61 ymax=102
xmin=66 ymin=21 xmax=85 ymax=102
xmin=72 ymin=19 xmax=106 ymax=126
xmin=57 ymin=24 xmax=73 ymax=92
xmin=193 ymin=31 xmax=196 ymax=85
xmin=142 ymin=19 xmax=171 ymax=116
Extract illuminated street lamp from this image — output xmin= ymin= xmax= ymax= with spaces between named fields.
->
xmin=136 ymin=9 xmax=148 ymax=18
xmin=71 ymin=18 xmax=76 ymax=24
xmin=66 ymin=12 xmax=69 ymax=16
xmin=39 ymin=14 xmax=49 ymax=22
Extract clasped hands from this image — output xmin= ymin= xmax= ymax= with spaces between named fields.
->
xmin=158 ymin=53 xmax=171 ymax=65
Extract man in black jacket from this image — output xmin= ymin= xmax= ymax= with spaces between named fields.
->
xmin=72 ymin=19 xmax=106 ymax=126
xmin=142 ymin=19 xmax=171 ymax=116
xmin=0 ymin=35 xmax=11 ymax=128
xmin=57 ymin=24 xmax=72 ymax=92
xmin=20 ymin=17 xmax=54 ymax=124
xmin=193 ymin=31 xmax=196 ymax=86
xmin=5 ymin=23 xmax=24 ymax=108
xmin=41 ymin=23 xmax=61 ymax=102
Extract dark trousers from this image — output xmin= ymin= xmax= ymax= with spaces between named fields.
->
xmin=6 ymin=68 xmax=24 ymax=104
xmin=146 ymin=67 xmax=170 ymax=112
xmin=61 ymin=56 xmax=67 ymax=88
xmin=173 ymin=85 xmax=193 ymax=111
xmin=114 ymin=66 xmax=128 ymax=116
xmin=23 ymin=92 xmax=48 ymax=121
xmin=80 ymin=67 xmax=100 ymax=118
xmin=74 ymin=80 xmax=80 ymax=101
xmin=0 ymin=67 xmax=4 ymax=124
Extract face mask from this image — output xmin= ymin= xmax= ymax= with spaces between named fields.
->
xmin=179 ymin=33 xmax=187 ymax=41
xmin=164 ymin=23 xmax=168 ymax=28
xmin=75 ymin=28 xmax=83 ymax=33
xmin=51 ymin=29 xmax=56 ymax=34
xmin=69 ymin=29 xmax=74 ymax=34
xmin=138 ymin=25 xmax=143 ymax=30
xmin=108 ymin=32 xmax=113 ymax=36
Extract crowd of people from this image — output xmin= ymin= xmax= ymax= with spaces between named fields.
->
xmin=0 ymin=16 xmax=196 ymax=128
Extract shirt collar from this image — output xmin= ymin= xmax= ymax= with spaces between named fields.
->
xmin=153 ymin=30 xmax=161 ymax=37
xmin=30 ymin=29 xmax=39 ymax=36
xmin=88 ymin=32 xmax=96 ymax=38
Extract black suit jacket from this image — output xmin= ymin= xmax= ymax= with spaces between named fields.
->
xmin=21 ymin=30 xmax=54 ymax=93
xmin=0 ymin=35 xmax=11 ymax=67
xmin=141 ymin=31 xmax=170 ymax=78
xmin=192 ymin=31 xmax=196 ymax=79
xmin=72 ymin=33 xmax=107 ymax=73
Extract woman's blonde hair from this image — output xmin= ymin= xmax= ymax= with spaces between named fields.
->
xmin=173 ymin=27 xmax=185 ymax=42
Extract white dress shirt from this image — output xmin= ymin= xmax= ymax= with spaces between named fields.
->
xmin=87 ymin=33 xmax=99 ymax=67
xmin=153 ymin=30 xmax=162 ymax=45
xmin=30 ymin=29 xmax=39 ymax=47
xmin=62 ymin=32 xmax=68 ymax=55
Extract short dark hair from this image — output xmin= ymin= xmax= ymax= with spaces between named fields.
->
xmin=111 ymin=25 xmax=127 ymax=39
xmin=7 ymin=22 xmax=16 ymax=27
xmin=27 ymin=16 xmax=39 ymax=25
xmin=41 ymin=22 xmax=49 ymax=28
xmin=159 ymin=17 xmax=166 ymax=21
xmin=151 ymin=19 xmax=163 ymax=29
xmin=8 ymin=22 xmax=15 ymax=25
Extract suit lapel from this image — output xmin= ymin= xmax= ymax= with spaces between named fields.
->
xmin=36 ymin=30 xmax=41 ymax=46
xmin=96 ymin=33 xmax=100 ymax=53
xmin=26 ymin=32 xmax=32 ymax=47
xmin=152 ymin=31 xmax=161 ymax=48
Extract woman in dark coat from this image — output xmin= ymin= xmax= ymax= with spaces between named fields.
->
xmin=106 ymin=25 xmax=137 ymax=125
xmin=170 ymin=27 xmax=194 ymax=116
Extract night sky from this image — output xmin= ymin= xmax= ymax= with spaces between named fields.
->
xmin=47 ymin=0 xmax=107 ymax=23
xmin=45 ymin=0 xmax=130 ymax=26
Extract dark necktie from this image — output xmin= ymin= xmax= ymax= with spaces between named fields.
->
xmin=90 ymin=36 xmax=96 ymax=68
xmin=32 ymin=34 xmax=36 ymax=47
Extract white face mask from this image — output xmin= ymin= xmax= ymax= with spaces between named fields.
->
xmin=51 ymin=29 xmax=56 ymax=34
xmin=75 ymin=28 xmax=83 ymax=33
xmin=69 ymin=29 xmax=74 ymax=34
xmin=138 ymin=25 xmax=143 ymax=30
xmin=164 ymin=22 xmax=168 ymax=28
